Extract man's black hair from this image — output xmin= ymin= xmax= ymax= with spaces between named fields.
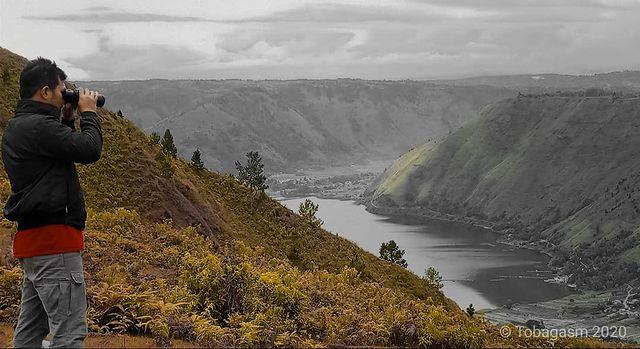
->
xmin=19 ymin=57 xmax=67 ymax=99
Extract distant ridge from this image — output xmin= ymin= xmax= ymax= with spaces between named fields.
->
xmin=81 ymin=79 xmax=514 ymax=172
xmin=437 ymin=71 xmax=640 ymax=91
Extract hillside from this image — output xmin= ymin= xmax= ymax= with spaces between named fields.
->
xmin=79 ymin=79 xmax=514 ymax=173
xmin=0 ymin=47 xmax=621 ymax=348
xmin=367 ymin=93 xmax=640 ymax=291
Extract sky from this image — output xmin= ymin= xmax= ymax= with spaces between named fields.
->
xmin=1 ymin=0 xmax=640 ymax=80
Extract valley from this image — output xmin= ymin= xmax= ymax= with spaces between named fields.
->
xmin=2 ymin=45 xmax=639 ymax=346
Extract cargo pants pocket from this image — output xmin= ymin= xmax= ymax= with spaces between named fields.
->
xmin=37 ymin=272 xmax=84 ymax=323
xmin=69 ymin=272 xmax=87 ymax=314
xmin=36 ymin=277 xmax=71 ymax=324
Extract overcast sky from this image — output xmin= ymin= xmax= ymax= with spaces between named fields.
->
xmin=1 ymin=0 xmax=639 ymax=80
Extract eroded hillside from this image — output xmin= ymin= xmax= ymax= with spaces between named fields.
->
xmin=368 ymin=94 xmax=640 ymax=290
xmin=81 ymin=79 xmax=514 ymax=172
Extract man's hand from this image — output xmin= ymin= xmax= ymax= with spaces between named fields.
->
xmin=77 ymin=88 xmax=99 ymax=113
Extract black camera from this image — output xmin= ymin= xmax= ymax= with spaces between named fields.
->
xmin=62 ymin=89 xmax=106 ymax=108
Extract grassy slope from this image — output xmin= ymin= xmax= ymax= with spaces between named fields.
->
xmin=372 ymin=142 xmax=439 ymax=205
xmin=0 ymin=48 xmax=26 ymax=123
xmin=370 ymin=95 xmax=640 ymax=289
xmin=0 ymin=47 xmax=619 ymax=348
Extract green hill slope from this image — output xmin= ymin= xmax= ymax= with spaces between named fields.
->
xmin=368 ymin=94 xmax=640 ymax=290
xmin=0 ymin=47 xmax=619 ymax=348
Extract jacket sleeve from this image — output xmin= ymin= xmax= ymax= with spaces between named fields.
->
xmin=36 ymin=111 xmax=103 ymax=164
xmin=61 ymin=117 xmax=76 ymax=131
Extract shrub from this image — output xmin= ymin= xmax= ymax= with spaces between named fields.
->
xmin=298 ymin=199 xmax=323 ymax=227
xmin=423 ymin=267 xmax=443 ymax=290
xmin=149 ymin=132 xmax=161 ymax=145
xmin=379 ymin=240 xmax=408 ymax=268
xmin=155 ymin=151 xmax=174 ymax=178
xmin=0 ymin=267 xmax=22 ymax=321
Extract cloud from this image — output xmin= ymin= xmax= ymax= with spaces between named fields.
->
xmin=407 ymin=0 xmax=637 ymax=23
xmin=410 ymin=0 xmax=637 ymax=10
xmin=83 ymin=6 xmax=113 ymax=12
xmin=216 ymin=26 xmax=355 ymax=59
xmin=222 ymin=3 xmax=496 ymax=24
xmin=22 ymin=1 xmax=621 ymax=27
xmin=345 ymin=26 xmax=482 ymax=57
xmin=217 ymin=1 xmax=627 ymax=25
xmin=65 ymin=37 xmax=210 ymax=80
xmin=7 ymin=0 xmax=640 ymax=80
xmin=24 ymin=12 xmax=208 ymax=23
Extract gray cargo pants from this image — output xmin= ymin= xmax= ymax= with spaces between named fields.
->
xmin=12 ymin=252 xmax=88 ymax=348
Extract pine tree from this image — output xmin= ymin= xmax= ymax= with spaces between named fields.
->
xmin=190 ymin=148 xmax=205 ymax=171
xmin=161 ymin=129 xmax=177 ymax=157
xmin=423 ymin=266 xmax=443 ymax=290
xmin=298 ymin=199 xmax=323 ymax=227
xmin=379 ymin=240 xmax=408 ymax=268
xmin=235 ymin=151 xmax=268 ymax=191
xmin=466 ymin=304 xmax=475 ymax=317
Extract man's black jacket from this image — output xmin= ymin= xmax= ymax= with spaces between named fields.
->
xmin=2 ymin=99 xmax=103 ymax=231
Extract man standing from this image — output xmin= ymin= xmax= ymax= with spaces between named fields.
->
xmin=2 ymin=57 xmax=103 ymax=348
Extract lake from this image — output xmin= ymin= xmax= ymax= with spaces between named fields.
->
xmin=279 ymin=196 xmax=574 ymax=310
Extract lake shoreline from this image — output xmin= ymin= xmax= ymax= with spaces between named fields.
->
xmin=276 ymin=190 xmax=570 ymax=291
xmin=360 ymin=201 xmax=640 ymax=344
xmin=361 ymin=201 xmax=561 ymax=272
xmin=274 ymin=178 xmax=640 ymax=344
xmin=279 ymin=193 xmax=576 ymax=303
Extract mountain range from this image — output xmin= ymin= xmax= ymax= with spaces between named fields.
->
xmin=81 ymin=71 xmax=640 ymax=175
xmin=79 ymin=79 xmax=514 ymax=173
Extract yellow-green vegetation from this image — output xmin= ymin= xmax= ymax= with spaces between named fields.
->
xmin=0 ymin=208 xmax=620 ymax=348
xmin=373 ymin=142 xmax=435 ymax=204
xmin=0 ymin=47 xmax=625 ymax=347
xmin=0 ymin=47 xmax=26 ymax=124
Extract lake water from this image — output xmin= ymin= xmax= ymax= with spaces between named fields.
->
xmin=279 ymin=196 xmax=574 ymax=310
